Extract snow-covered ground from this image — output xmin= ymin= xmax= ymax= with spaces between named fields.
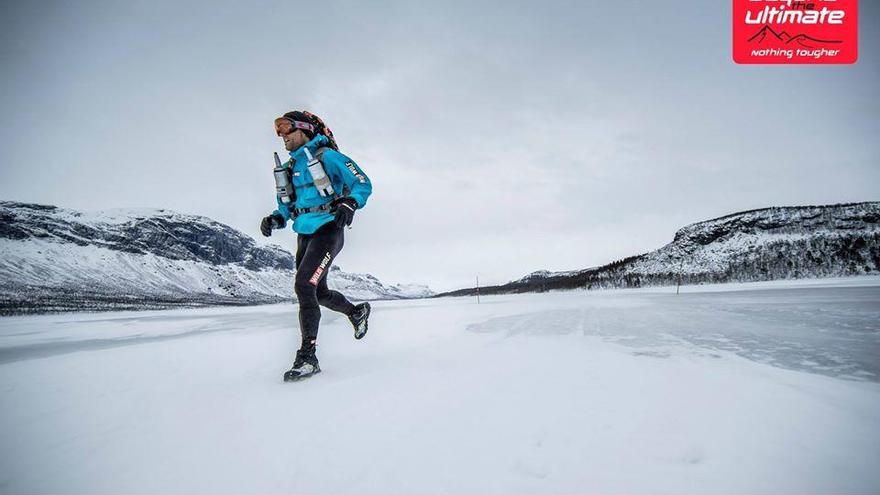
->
xmin=1 ymin=277 xmax=879 ymax=494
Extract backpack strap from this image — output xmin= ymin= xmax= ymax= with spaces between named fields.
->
xmin=314 ymin=147 xmax=338 ymax=198
xmin=303 ymin=147 xmax=328 ymax=167
xmin=315 ymin=147 xmax=328 ymax=162
xmin=317 ymin=147 xmax=354 ymax=196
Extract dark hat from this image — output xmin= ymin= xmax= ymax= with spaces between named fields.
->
xmin=281 ymin=110 xmax=339 ymax=150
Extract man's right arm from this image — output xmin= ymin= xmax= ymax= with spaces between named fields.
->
xmin=273 ymin=197 xmax=292 ymax=223
xmin=260 ymin=198 xmax=289 ymax=237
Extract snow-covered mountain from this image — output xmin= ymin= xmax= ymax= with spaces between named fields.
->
xmin=0 ymin=201 xmax=433 ymax=314
xmin=442 ymin=202 xmax=880 ymax=296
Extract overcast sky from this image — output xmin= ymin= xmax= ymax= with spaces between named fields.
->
xmin=2 ymin=1 xmax=878 ymax=292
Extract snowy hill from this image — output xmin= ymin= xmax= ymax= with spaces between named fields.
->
xmin=512 ymin=268 xmax=586 ymax=285
xmin=442 ymin=202 xmax=880 ymax=296
xmin=0 ymin=201 xmax=433 ymax=314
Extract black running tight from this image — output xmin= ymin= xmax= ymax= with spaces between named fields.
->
xmin=293 ymin=222 xmax=356 ymax=349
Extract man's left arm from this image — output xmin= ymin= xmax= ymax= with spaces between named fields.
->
xmin=326 ymin=150 xmax=372 ymax=208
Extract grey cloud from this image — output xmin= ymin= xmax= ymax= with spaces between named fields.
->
xmin=2 ymin=0 xmax=878 ymax=291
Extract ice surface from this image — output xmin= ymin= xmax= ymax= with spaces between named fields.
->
xmin=1 ymin=278 xmax=878 ymax=494
xmin=468 ymin=283 xmax=880 ymax=382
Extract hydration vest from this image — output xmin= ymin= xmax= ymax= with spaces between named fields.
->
xmin=287 ymin=147 xmax=349 ymax=217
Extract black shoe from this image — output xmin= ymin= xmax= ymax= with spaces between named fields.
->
xmin=283 ymin=347 xmax=321 ymax=382
xmin=348 ymin=302 xmax=371 ymax=340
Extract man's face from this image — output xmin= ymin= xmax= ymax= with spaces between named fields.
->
xmin=282 ymin=128 xmax=308 ymax=151
xmin=275 ymin=118 xmax=309 ymax=151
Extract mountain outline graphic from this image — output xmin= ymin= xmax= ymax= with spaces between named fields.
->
xmin=747 ymin=24 xmax=842 ymax=49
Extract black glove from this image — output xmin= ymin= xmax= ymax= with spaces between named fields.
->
xmin=331 ymin=197 xmax=358 ymax=228
xmin=260 ymin=213 xmax=285 ymax=237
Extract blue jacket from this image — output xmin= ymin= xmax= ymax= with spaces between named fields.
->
xmin=273 ymin=134 xmax=372 ymax=234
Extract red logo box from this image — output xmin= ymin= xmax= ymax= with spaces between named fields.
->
xmin=733 ymin=0 xmax=858 ymax=64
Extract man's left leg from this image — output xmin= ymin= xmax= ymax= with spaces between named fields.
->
xmin=315 ymin=263 xmax=371 ymax=340
xmin=311 ymin=228 xmax=371 ymax=339
xmin=315 ymin=275 xmax=356 ymax=315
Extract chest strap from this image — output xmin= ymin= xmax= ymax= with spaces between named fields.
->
xmin=293 ymin=203 xmax=333 ymax=215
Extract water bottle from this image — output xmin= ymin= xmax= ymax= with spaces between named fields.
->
xmin=304 ymin=148 xmax=335 ymax=197
xmin=273 ymin=152 xmax=295 ymax=204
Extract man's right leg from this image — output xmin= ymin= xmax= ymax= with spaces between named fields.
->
xmin=294 ymin=238 xmax=324 ymax=351
xmin=285 ymin=231 xmax=326 ymax=381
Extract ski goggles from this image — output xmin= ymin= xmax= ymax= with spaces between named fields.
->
xmin=274 ymin=117 xmax=315 ymax=136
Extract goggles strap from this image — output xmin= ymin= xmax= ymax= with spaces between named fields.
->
xmin=291 ymin=120 xmax=315 ymax=133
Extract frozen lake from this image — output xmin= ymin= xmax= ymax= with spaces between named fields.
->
xmin=468 ymin=281 xmax=880 ymax=382
xmin=1 ymin=277 xmax=879 ymax=494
